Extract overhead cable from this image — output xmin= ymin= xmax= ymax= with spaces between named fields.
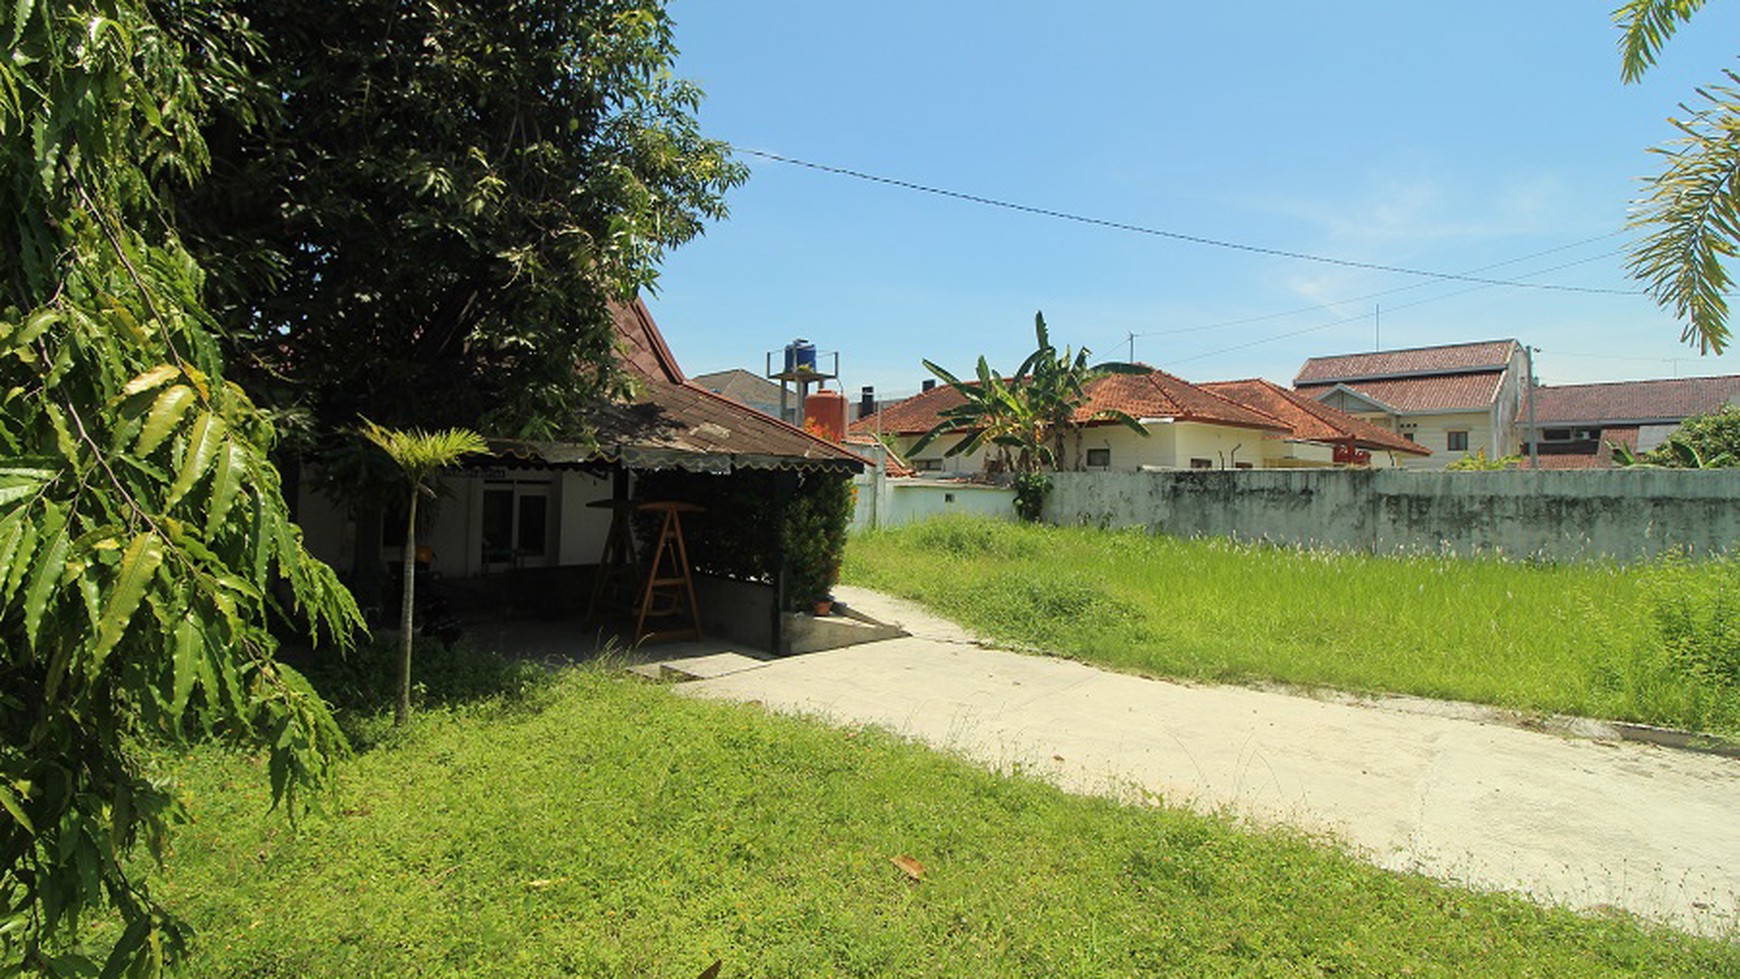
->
xmin=735 ymin=147 xmax=1641 ymax=296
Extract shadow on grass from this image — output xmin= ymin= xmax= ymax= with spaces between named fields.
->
xmin=285 ymin=635 xmax=599 ymax=753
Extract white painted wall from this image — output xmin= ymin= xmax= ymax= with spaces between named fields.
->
xmin=1396 ymin=411 xmax=1497 ymax=469
xmin=850 ymin=476 xmax=1014 ymax=529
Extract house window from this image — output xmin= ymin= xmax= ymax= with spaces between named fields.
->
xmin=1402 ymin=432 xmax=1416 ymax=443
xmin=482 ymin=482 xmax=550 ymax=569
xmin=1085 ymin=447 xmax=1111 ymax=468
xmin=1235 ymin=462 xmax=1254 ymax=470
xmin=1189 ymin=458 xmax=1213 ymax=469
xmin=1542 ymin=428 xmax=1573 ymax=442
xmin=1446 ymin=431 xmax=1469 ymax=452
xmin=914 ymin=458 xmax=942 ymax=472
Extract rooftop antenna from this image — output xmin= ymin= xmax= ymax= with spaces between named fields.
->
xmin=1127 ymin=331 xmax=1136 ymax=362
xmin=1374 ymin=304 xmax=1381 ymax=351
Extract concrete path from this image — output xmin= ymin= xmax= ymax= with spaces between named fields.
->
xmin=681 ymin=586 xmax=1740 ymax=935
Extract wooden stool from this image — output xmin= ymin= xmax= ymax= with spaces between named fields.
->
xmin=635 ymin=501 xmax=704 ymax=643
xmin=584 ymin=498 xmax=641 ymax=621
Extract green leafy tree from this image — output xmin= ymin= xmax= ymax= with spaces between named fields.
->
xmin=1616 ymin=0 xmax=1736 ymax=354
xmin=1 ymin=1 xmax=359 ymax=973
xmin=1613 ymin=403 xmax=1740 ymax=467
xmin=177 ymin=0 xmax=749 ymax=446
xmin=1445 ymin=449 xmax=1522 ymax=471
xmin=359 ymin=422 xmax=487 ymax=725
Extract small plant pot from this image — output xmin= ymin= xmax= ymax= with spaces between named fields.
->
xmin=813 ymin=600 xmax=834 ymax=617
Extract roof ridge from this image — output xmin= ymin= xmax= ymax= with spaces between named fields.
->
xmin=1299 ymin=338 xmax=1518 ymax=363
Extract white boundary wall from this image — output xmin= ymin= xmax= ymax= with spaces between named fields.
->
xmin=852 ymin=474 xmax=1014 ymax=531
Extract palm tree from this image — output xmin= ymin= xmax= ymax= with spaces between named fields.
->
xmin=1616 ymin=0 xmax=1735 ymax=354
xmin=361 ymin=420 xmax=488 ymax=725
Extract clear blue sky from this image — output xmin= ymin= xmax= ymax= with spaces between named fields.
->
xmin=644 ymin=1 xmax=1739 ymax=400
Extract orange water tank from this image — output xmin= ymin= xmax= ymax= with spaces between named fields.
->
xmin=804 ymin=388 xmax=848 ymax=443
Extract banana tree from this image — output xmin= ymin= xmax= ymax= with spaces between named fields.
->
xmin=909 ymin=356 xmax=1051 ymax=473
xmin=1018 ymin=312 xmax=1150 ymax=471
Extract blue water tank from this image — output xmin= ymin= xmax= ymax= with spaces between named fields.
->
xmin=784 ymin=339 xmax=817 ymax=374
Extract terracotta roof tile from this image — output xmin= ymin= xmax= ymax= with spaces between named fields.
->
xmin=1201 ymin=378 xmax=1430 ymax=455
xmin=1294 ymin=339 xmax=1518 ymax=385
xmin=848 ymin=368 xmax=1291 ymax=437
xmin=1296 ymin=372 xmax=1504 ymax=413
xmin=847 ymin=384 xmax=967 ymax=436
xmin=1528 ymin=375 xmax=1740 ymax=425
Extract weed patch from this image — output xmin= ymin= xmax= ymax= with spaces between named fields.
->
xmin=846 ymin=516 xmax=1740 ymax=734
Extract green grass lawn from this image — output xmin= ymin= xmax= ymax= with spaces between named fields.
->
xmin=843 ymin=516 xmax=1740 ymax=735
xmin=124 ymin=671 xmax=1734 ymax=977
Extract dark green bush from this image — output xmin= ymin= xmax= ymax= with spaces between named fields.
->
xmin=1012 ymin=471 xmax=1051 ymax=522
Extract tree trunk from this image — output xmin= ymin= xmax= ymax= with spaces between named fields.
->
xmin=395 ymin=490 xmax=418 ymax=726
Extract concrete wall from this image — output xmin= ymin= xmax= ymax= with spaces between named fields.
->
xmin=1044 ymin=469 xmax=1740 ymax=562
xmin=852 ymin=474 xmax=1014 ymax=530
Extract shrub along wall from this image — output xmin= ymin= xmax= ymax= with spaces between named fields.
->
xmin=1045 ymin=469 xmax=1740 ymax=563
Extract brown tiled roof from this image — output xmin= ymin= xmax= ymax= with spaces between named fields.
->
xmin=1081 ymin=370 xmax=1289 ymax=431
xmin=489 ymin=300 xmax=865 ymax=473
xmin=1528 ymin=375 xmax=1740 ymax=425
xmin=1294 ymin=340 xmax=1519 ymax=385
xmin=1201 ymin=378 xmax=1431 ymax=455
xmin=848 ymin=368 xmax=1290 ymax=437
xmin=1296 ymin=372 xmax=1505 ymax=413
xmin=848 ymin=383 xmax=967 ymax=436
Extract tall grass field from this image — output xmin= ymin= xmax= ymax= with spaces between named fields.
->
xmin=122 ymin=671 xmax=1734 ymax=976
xmin=844 ymin=516 xmax=1740 ymax=735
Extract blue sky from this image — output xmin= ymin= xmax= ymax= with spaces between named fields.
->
xmin=644 ymin=1 xmax=1738 ymax=400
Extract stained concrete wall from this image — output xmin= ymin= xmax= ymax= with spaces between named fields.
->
xmin=1044 ymin=469 xmax=1740 ymax=562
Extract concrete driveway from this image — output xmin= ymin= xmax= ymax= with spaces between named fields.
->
xmin=678 ymin=586 xmax=1740 ymax=935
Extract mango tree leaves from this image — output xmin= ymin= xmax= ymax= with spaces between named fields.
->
xmin=1 ymin=1 xmax=361 ymax=974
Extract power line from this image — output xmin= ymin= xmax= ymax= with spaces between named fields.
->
xmin=1167 ymin=249 xmax=1635 ymax=367
xmin=735 ymin=147 xmax=1641 ymax=296
xmin=1128 ymin=235 xmax=1628 ymax=343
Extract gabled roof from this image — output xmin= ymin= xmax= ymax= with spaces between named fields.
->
xmin=488 ymin=300 xmax=865 ymax=474
xmin=1294 ymin=339 xmax=1520 ymax=385
xmin=1201 ymin=379 xmax=1430 ymax=456
xmin=1297 ymin=372 xmax=1507 ymax=414
xmin=848 ymin=367 xmax=1290 ymax=438
xmin=1081 ymin=370 xmax=1290 ymax=431
xmin=1528 ymin=375 xmax=1740 ymax=426
xmin=690 ymin=368 xmax=784 ymax=411
xmin=848 ymin=383 xmax=967 ymax=436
